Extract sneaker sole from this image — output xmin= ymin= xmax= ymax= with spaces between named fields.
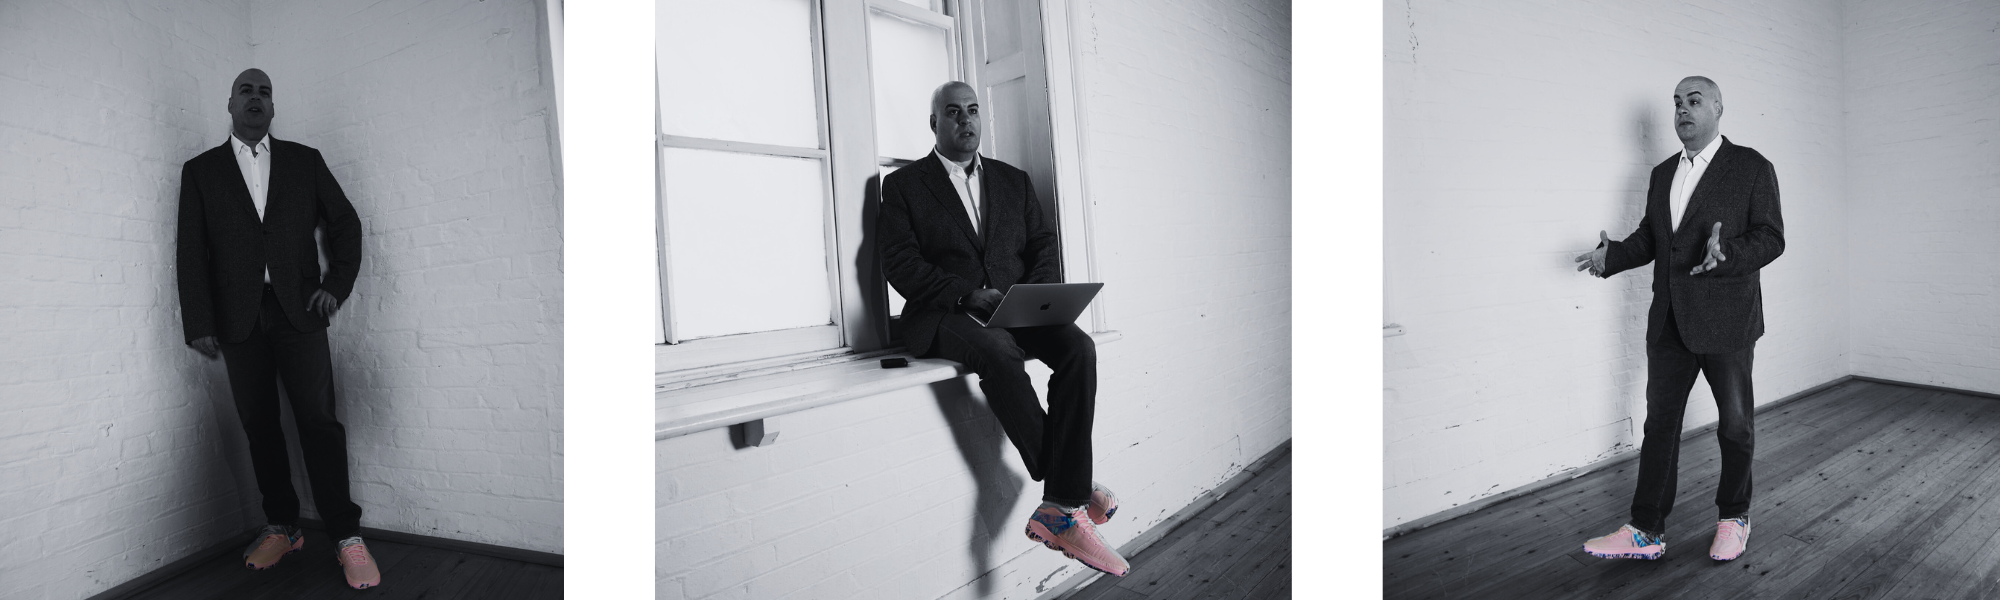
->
xmin=246 ymin=537 xmax=305 ymax=570
xmin=1025 ymin=524 xmax=1128 ymax=577
xmin=1582 ymin=547 xmax=1664 ymax=560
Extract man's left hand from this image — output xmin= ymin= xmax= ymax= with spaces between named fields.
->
xmin=1691 ymin=222 xmax=1728 ymax=275
xmin=309 ymin=289 xmax=342 ymax=317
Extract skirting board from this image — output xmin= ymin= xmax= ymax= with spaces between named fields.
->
xmin=1381 ymin=374 xmax=1858 ymax=541
xmin=1036 ymin=438 xmax=1293 ymax=600
xmin=84 ymin=521 xmax=562 ymax=600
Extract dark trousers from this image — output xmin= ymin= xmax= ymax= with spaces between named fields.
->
xmin=217 ymin=285 xmax=363 ymax=541
xmin=929 ymin=312 xmax=1097 ymax=507
xmin=1629 ymin=310 xmax=1756 ymax=536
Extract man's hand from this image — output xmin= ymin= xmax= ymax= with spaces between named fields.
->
xmin=1691 ymin=222 xmax=1727 ymax=275
xmin=961 ymin=288 xmax=1004 ymax=320
xmin=189 ymin=336 xmax=220 ymax=359
xmin=309 ymin=289 xmax=342 ymax=317
xmin=1574 ymin=230 xmax=1610 ymax=278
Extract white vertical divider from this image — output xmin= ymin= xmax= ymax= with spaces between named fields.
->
xmin=564 ymin=0 xmax=654 ymax=596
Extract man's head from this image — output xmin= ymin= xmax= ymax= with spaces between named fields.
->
xmin=1673 ymin=76 xmax=1722 ymax=150
xmin=929 ymin=81 xmax=980 ymax=161
xmin=228 ymin=68 xmax=275 ymax=141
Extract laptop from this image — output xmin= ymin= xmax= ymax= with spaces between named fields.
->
xmin=969 ymin=283 xmax=1105 ymax=328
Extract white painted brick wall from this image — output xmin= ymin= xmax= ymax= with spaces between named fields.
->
xmin=657 ymin=0 xmax=1291 ymax=597
xmin=1383 ymin=0 xmax=1852 ymax=529
xmin=249 ymin=0 xmax=564 ymax=553
xmin=1844 ymin=0 xmax=2000 ymax=395
xmin=0 ymin=1 xmax=560 ymax=597
xmin=0 ymin=2 xmax=261 ymax=598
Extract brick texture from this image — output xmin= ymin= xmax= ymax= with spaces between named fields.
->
xmin=1844 ymin=0 xmax=2000 ymax=395
xmin=1383 ymin=0 xmax=1852 ymax=529
xmin=656 ymin=0 xmax=1291 ymax=598
xmin=0 ymin=1 xmax=561 ymax=597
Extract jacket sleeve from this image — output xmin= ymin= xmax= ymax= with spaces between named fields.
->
xmin=1018 ymin=174 xmax=1063 ymax=285
xmin=175 ymin=162 xmax=215 ymax=344
xmin=877 ymin=174 xmax=979 ymax=312
xmin=313 ymin=149 xmax=364 ymax=302
xmin=1602 ymin=207 xmax=1657 ymax=278
xmin=1709 ymin=160 xmax=1785 ymax=278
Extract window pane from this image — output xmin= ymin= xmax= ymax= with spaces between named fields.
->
xmin=869 ymin=10 xmax=953 ymax=161
xmin=659 ymin=0 xmax=820 ymax=148
xmin=662 ymin=148 xmax=833 ymax=340
xmin=891 ymin=0 xmax=933 ymax=10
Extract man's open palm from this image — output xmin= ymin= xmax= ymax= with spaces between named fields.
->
xmin=1574 ymin=230 xmax=1609 ymax=278
xmin=1691 ymin=222 xmax=1727 ymax=275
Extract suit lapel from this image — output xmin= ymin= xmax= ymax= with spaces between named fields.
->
xmin=211 ymin=141 xmax=262 ymax=224
xmin=1674 ymin=137 xmax=1734 ymax=241
xmin=918 ymin=154 xmax=984 ymax=252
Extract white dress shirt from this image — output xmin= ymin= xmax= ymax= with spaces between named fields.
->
xmin=936 ymin=148 xmax=982 ymax=234
xmin=1669 ymin=133 xmax=1723 ymax=234
xmin=230 ymin=133 xmax=273 ymax=283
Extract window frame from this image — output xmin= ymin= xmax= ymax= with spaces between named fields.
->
xmin=656 ymin=0 xmax=1103 ymax=385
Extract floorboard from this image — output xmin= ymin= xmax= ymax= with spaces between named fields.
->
xmin=1385 ymin=379 xmax=2000 ymax=600
xmin=1067 ymin=448 xmax=1291 ymax=600
xmin=114 ymin=525 xmax=561 ymax=599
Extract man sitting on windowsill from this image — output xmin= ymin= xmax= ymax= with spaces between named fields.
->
xmin=875 ymin=81 xmax=1128 ymax=577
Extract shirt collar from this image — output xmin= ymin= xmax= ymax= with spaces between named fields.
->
xmin=934 ymin=148 xmax=979 ymax=178
xmin=230 ymin=133 xmax=272 ymax=156
xmin=1684 ymin=133 xmax=1722 ymax=165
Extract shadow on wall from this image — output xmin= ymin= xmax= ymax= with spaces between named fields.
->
xmin=930 ymin=377 xmax=1025 ymax=598
xmin=1613 ymin=99 xmax=1663 ymax=439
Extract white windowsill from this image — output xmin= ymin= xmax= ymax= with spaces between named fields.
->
xmin=656 ymin=330 xmax=1123 ymax=440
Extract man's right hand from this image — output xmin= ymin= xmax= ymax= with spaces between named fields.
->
xmin=189 ymin=336 xmax=220 ymax=359
xmin=1573 ymin=230 xmax=1610 ymax=278
xmin=962 ymin=288 xmax=1004 ymax=320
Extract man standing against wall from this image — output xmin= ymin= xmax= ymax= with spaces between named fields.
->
xmin=877 ymin=81 xmax=1128 ymax=577
xmin=175 ymin=68 xmax=380 ymax=589
xmin=1575 ymin=76 xmax=1785 ymax=562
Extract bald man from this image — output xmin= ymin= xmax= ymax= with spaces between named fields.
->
xmin=1576 ymin=76 xmax=1786 ymax=562
xmin=876 ymin=81 xmax=1128 ymax=577
xmin=175 ymin=68 xmax=378 ymax=589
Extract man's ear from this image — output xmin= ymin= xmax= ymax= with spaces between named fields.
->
xmin=929 ymin=114 xmax=936 ymax=132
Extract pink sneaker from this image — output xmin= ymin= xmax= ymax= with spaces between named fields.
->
xmin=1026 ymin=506 xmax=1130 ymax=577
xmin=335 ymin=536 xmax=382 ymax=589
xmin=1710 ymin=517 xmax=1750 ymax=561
xmin=1582 ymin=524 xmax=1665 ymax=560
xmin=1087 ymin=482 xmax=1119 ymax=525
xmin=242 ymin=525 xmax=303 ymax=570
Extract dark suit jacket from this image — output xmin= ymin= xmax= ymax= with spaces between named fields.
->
xmin=176 ymin=138 xmax=363 ymax=344
xmin=877 ymin=153 xmax=1062 ymax=355
xmin=1602 ymin=136 xmax=1785 ymax=354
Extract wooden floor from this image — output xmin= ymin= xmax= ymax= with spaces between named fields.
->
xmin=118 ymin=524 xmax=561 ymax=599
xmin=1385 ymin=379 xmax=2000 ymax=600
xmin=1069 ymin=447 xmax=1291 ymax=599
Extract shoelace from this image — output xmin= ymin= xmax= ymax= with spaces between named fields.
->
xmin=339 ymin=542 xmax=370 ymax=565
xmin=1718 ymin=521 xmax=1747 ymax=540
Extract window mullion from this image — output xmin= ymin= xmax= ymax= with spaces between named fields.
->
xmin=822 ymin=0 xmax=890 ymax=352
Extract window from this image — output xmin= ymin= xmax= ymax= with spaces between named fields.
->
xmin=657 ymin=0 xmax=1091 ymax=379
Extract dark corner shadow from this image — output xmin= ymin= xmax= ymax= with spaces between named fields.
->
xmin=860 ymin=172 xmax=889 ymax=344
xmin=929 ymin=377 xmax=1026 ymax=597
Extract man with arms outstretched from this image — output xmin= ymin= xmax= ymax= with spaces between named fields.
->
xmin=1577 ymin=75 xmax=1785 ymax=562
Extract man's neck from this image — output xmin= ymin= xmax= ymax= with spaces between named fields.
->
xmin=936 ymin=147 xmax=975 ymax=168
xmin=233 ymin=126 xmax=269 ymax=146
xmin=1682 ymin=131 xmax=1718 ymax=156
